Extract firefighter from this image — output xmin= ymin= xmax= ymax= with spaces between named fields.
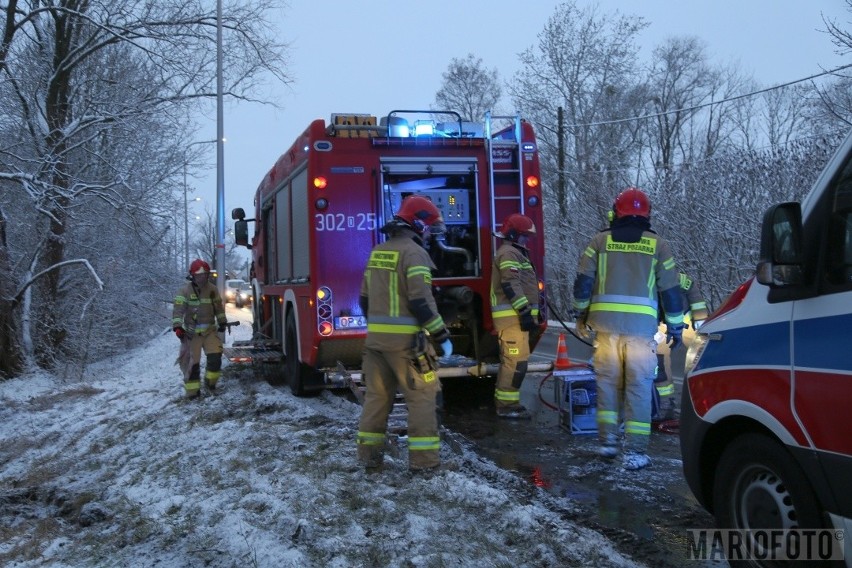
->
xmin=172 ymin=258 xmax=228 ymax=399
xmin=653 ymin=271 xmax=709 ymax=422
xmin=490 ymin=214 xmax=541 ymax=419
xmin=572 ymin=187 xmax=684 ymax=470
xmin=356 ymin=195 xmax=453 ymax=473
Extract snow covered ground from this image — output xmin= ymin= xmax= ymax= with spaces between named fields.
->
xmin=0 ymin=314 xmax=646 ymax=567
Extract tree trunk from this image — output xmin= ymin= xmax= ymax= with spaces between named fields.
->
xmin=0 ymin=207 xmax=24 ymax=378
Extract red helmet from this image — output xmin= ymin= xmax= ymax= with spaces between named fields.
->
xmin=613 ymin=187 xmax=651 ymax=219
xmin=497 ymin=214 xmax=536 ymax=240
xmin=189 ymin=258 xmax=211 ymax=275
xmin=395 ymin=195 xmax=443 ymax=233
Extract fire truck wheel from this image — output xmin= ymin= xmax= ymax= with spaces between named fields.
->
xmin=712 ymin=432 xmax=826 ymax=563
xmin=285 ymin=310 xmax=309 ymax=396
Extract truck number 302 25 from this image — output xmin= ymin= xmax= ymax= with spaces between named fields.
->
xmin=314 ymin=212 xmax=377 ymax=232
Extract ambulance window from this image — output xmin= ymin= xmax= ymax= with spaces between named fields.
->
xmin=825 ymin=156 xmax=852 ymax=287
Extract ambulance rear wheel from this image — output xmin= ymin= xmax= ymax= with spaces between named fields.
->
xmin=712 ymin=433 xmax=826 ymax=566
xmin=285 ymin=311 xmax=309 ymax=396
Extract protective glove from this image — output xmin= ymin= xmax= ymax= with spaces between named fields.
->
xmin=519 ymin=309 xmax=537 ymax=332
xmin=666 ymin=324 xmax=684 ymax=349
xmin=440 ymin=338 xmax=453 ymax=358
xmin=174 ymin=327 xmax=185 ymax=340
xmin=693 ymin=319 xmax=705 ymax=330
xmin=217 ymin=322 xmax=227 ymax=333
xmin=432 ymin=327 xmax=450 ymax=344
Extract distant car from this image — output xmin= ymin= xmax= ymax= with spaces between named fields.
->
xmin=224 ymin=278 xmax=246 ymax=305
xmin=236 ymin=282 xmax=253 ymax=308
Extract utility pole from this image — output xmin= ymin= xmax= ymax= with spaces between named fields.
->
xmin=557 ymin=106 xmax=566 ymax=218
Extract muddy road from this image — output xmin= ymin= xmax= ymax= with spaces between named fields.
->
xmin=439 ymin=328 xmax=725 ymax=568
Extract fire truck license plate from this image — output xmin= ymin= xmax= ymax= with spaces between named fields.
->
xmin=335 ymin=316 xmax=366 ymax=329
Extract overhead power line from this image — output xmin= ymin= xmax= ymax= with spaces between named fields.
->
xmin=562 ymin=63 xmax=852 ymax=129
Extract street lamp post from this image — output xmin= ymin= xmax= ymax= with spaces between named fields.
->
xmin=215 ymin=0 xmax=226 ymax=297
xmin=183 ymin=163 xmax=202 ymax=270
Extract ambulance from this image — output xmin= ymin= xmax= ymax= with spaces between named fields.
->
xmin=680 ymin=128 xmax=852 ymax=565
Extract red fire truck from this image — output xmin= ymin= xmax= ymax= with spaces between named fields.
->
xmin=230 ymin=110 xmax=550 ymax=395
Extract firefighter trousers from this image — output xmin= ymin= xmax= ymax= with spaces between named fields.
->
xmin=183 ymin=330 xmax=223 ymax=396
xmin=592 ymin=332 xmax=656 ymax=453
xmin=357 ymin=346 xmax=441 ymax=470
xmin=494 ymin=324 xmax=530 ymax=409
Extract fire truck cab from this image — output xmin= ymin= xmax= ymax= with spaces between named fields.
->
xmin=231 ymin=110 xmax=549 ymax=395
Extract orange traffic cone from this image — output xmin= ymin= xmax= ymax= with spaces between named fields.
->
xmin=554 ymin=333 xmax=571 ymax=370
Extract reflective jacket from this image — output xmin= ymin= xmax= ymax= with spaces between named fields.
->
xmin=675 ymin=272 xmax=709 ymax=324
xmin=172 ymin=281 xmax=226 ymax=336
xmin=359 ymin=226 xmax=448 ymax=351
xmin=490 ymin=241 xmax=540 ymax=331
xmin=573 ymin=226 xmax=684 ymax=336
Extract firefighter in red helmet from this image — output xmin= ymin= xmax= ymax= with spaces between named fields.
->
xmin=490 ymin=213 xmax=541 ymax=419
xmin=172 ymin=258 xmax=228 ymax=398
xmin=572 ymin=188 xmax=684 ymax=470
xmin=356 ymin=195 xmax=452 ymax=473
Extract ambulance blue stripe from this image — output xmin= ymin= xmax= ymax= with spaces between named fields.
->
xmin=793 ymin=313 xmax=852 ymax=371
xmin=695 ymin=321 xmax=790 ymax=371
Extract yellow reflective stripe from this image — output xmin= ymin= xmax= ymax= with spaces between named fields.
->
xmin=656 ymin=384 xmax=675 ymax=396
xmin=597 ymin=252 xmax=607 ymax=294
xmin=407 ymin=266 xmax=432 ymax=284
xmin=424 ymin=316 xmax=445 ymax=333
xmin=492 ymin=309 xmax=517 ymax=318
xmin=389 ymin=275 xmax=398 ymax=316
xmin=205 ymin=370 xmax=222 ymax=380
xmin=597 ymin=410 xmax=618 ymax=425
xmin=625 ymin=421 xmax=651 ymax=436
xmin=174 ymin=294 xmax=187 ymax=302
xmin=647 ymin=259 xmax=656 ymax=294
xmin=680 ymin=273 xmax=693 ymax=289
xmin=665 ymin=313 xmax=685 ymax=325
xmin=511 ymin=297 xmax=529 ymax=310
xmin=494 ymin=389 xmax=520 ymax=402
xmin=589 ymin=302 xmax=658 ymax=318
xmin=691 ymin=301 xmax=707 ymax=311
xmin=499 ymin=260 xmax=522 ymax=270
xmin=357 ymin=432 xmax=386 ymax=446
xmin=184 ymin=380 xmax=200 ymax=391
xmin=367 ymin=323 xmax=420 ymax=333
xmin=583 ymin=246 xmax=595 ymax=259
xmin=662 ymin=256 xmax=676 ymax=270
xmin=408 ymin=436 xmax=440 ymax=451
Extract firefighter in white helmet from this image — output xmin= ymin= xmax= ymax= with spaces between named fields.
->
xmin=356 ymin=195 xmax=452 ymax=473
xmin=172 ymin=258 xmax=228 ymax=399
xmin=490 ymin=213 xmax=542 ymax=419
xmin=572 ymin=188 xmax=684 ymax=470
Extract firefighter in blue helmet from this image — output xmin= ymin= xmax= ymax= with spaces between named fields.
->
xmin=356 ymin=195 xmax=452 ymax=473
xmin=572 ymin=188 xmax=684 ymax=470
xmin=172 ymin=259 xmax=228 ymax=399
xmin=490 ymin=214 xmax=541 ymax=419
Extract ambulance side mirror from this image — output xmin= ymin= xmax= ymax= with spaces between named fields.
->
xmin=756 ymin=202 xmax=803 ymax=287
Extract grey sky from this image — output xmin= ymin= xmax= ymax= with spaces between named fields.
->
xmin=191 ymin=0 xmax=850 ymax=223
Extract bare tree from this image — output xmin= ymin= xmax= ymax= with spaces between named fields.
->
xmin=0 ymin=0 xmax=290 ymax=376
xmin=508 ymin=1 xmax=648 ymax=311
xmin=433 ymin=53 xmax=502 ymax=121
